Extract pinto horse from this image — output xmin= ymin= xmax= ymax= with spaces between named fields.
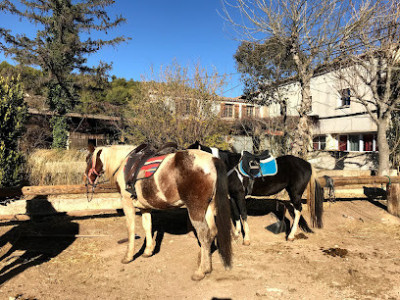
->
xmin=188 ymin=141 xmax=324 ymax=245
xmin=84 ymin=145 xmax=232 ymax=281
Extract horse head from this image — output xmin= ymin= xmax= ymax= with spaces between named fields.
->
xmin=187 ymin=141 xmax=212 ymax=152
xmin=84 ymin=147 xmax=104 ymax=186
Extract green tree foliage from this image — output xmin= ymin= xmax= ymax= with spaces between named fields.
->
xmin=0 ymin=0 xmax=129 ymax=148
xmin=0 ymin=61 xmax=45 ymax=95
xmin=75 ymin=73 xmax=141 ymax=117
xmin=0 ymin=76 xmax=27 ymax=187
xmin=234 ymin=39 xmax=296 ymax=100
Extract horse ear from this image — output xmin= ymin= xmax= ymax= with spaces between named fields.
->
xmin=88 ymin=144 xmax=95 ymax=154
xmin=195 ymin=141 xmax=201 ymax=149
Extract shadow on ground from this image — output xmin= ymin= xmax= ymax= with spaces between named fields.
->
xmin=0 ymin=198 xmax=79 ymax=286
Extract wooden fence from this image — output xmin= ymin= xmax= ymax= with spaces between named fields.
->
xmin=1 ymin=176 xmax=399 ymax=220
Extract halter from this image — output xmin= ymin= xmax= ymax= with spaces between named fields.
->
xmin=85 ymin=153 xmax=103 ymax=185
xmin=84 ymin=152 xmax=105 ymax=202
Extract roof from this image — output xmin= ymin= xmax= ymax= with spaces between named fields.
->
xmin=216 ymin=96 xmax=262 ymax=105
xmin=28 ymin=108 xmax=121 ymax=122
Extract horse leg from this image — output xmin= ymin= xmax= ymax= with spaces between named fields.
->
xmin=121 ymin=192 xmax=136 ymax=264
xmin=141 ymin=209 xmax=155 ymax=257
xmin=206 ymin=204 xmax=217 ymax=240
xmin=287 ymin=191 xmax=302 ymax=241
xmin=239 ymin=204 xmax=250 ymax=246
xmin=191 ymin=220 xmax=212 ymax=281
xmin=229 ymin=196 xmax=241 ymax=239
xmin=189 ymin=210 xmax=213 ymax=281
xmin=231 ymin=187 xmax=250 ymax=245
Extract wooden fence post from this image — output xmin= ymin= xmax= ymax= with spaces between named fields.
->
xmin=387 ymin=183 xmax=400 ymax=217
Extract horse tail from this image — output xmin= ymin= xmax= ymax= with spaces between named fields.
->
xmin=213 ymin=157 xmax=232 ymax=269
xmin=298 ymin=215 xmax=313 ymax=233
xmin=308 ymin=165 xmax=324 ymax=228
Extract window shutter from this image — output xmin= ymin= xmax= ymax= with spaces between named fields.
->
xmin=220 ymin=103 xmax=225 ymax=117
xmin=234 ymin=104 xmax=239 ymax=118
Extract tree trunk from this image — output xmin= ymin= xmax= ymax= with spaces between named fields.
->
xmin=292 ymin=83 xmax=312 ymax=159
xmin=377 ymin=118 xmax=390 ymax=176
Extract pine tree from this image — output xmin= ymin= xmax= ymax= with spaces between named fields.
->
xmin=0 ymin=0 xmax=128 ymax=148
xmin=0 ymin=76 xmax=27 ymax=188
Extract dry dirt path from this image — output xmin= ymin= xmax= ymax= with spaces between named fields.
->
xmin=1 ymin=199 xmax=400 ymax=300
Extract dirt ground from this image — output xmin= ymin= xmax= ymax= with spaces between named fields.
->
xmin=1 ymin=198 xmax=400 ymax=300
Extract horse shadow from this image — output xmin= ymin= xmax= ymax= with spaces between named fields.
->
xmin=245 ymin=198 xmax=293 ymax=236
xmin=132 ymin=201 xmax=294 ymax=259
xmin=132 ymin=208 xmax=191 ymax=259
xmin=0 ymin=197 xmax=79 ymax=286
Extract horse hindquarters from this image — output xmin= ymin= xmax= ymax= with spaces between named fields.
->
xmin=178 ymin=154 xmax=231 ymax=280
xmin=191 ymin=158 xmax=231 ymax=281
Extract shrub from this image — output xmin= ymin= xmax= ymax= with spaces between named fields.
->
xmin=0 ymin=76 xmax=27 ymax=188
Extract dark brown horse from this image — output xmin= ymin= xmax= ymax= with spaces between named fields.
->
xmin=188 ymin=141 xmax=324 ymax=245
xmin=84 ymin=145 xmax=232 ymax=281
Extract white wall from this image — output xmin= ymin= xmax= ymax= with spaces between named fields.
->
xmin=266 ymin=67 xmax=377 ymax=136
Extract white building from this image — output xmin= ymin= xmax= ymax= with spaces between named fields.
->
xmin=265 ymin=67 xmax=380 ymax=170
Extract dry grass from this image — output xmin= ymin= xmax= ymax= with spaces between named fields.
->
xmin=26 ymin=149 xmax=88 ymax=185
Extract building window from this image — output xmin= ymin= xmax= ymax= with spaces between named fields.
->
xmin=246 ymin=105 xmax=254 ymax=117
xmin=363 ymin=134 xmax=377 ymax=151
xmin=339 ymin=135 xmax=348 ymax=151
xmin=338 ymin=134 xmax=377 ymax=152
xmin=349 ymin=135 xmax=359 ymax=151
xmin=222 ymin=104 xmax=234 ymax=118
xmin=340 ymin=88 xmax=351 ymax=107
xmin=313 ymin=136 xmax=326 ymax=150
xmin=175 ymin=99 xmax=192 ymax=115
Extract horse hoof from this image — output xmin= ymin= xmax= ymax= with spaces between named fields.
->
xmin=233 ymin=232 xmax=240 ymax=240
xmin=287 ymin=237 xmax=295 ymax=242
xmin=142 ymin=251 xmax=153 ymax=258
xmin=243 ymin=240 xmax=251 ymax=246
xmin=121 ymin=257 xmax=132 ymax=264
xmin=191 ymin=271 xmax=206 ymax=281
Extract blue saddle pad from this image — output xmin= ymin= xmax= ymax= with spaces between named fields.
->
xmin=238 ymin=156 xmax=278 ymax=178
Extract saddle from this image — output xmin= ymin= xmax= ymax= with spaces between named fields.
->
xmin=124 ymin=142 xmax=178 ymax=197
xmin=239 ymin=150 xmax=271 ymax=177
xmin=238 ymin=149 xmax=277 ymax=194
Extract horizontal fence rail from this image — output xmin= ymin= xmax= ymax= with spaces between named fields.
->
xmin=317 ymin=176 xmax=400 ymax=187
xmin=1 ymin=175 xmax=399 ymax=220
xmin=22 ymin=183 xmax=119 ymax=196
xmin=0 ymin=176 xmax=398 ymax=197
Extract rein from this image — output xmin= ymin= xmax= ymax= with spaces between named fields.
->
xmin=84 ymin=152 xmax=107 ymax=202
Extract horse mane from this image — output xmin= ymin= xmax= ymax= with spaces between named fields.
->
xmin=95 ymin=145 xmax=136 ymax=183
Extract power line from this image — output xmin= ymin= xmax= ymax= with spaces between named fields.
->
xmin=222 ymin=83 xmax=242 ymax=95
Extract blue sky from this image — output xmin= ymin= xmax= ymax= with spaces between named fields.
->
xmin=0 ymin=1 xmax=244 ymax=98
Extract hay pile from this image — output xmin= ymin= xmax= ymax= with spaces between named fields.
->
xmin=27 ymin=149 xmax=88 ymax=185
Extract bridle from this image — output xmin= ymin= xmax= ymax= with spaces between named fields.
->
xmin=84 ymin=152 xmax=105 ymax=202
